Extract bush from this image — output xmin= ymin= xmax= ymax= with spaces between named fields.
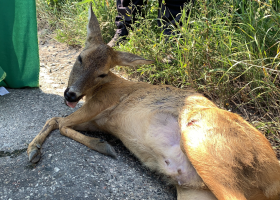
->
xmin=115 ymin=0 xmax=280 ymax=118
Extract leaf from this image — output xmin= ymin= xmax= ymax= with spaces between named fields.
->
xmin=77 ymin=0 xmax=92 ymax=5
xmin=208 ymin=68 xmax=227 ymax=73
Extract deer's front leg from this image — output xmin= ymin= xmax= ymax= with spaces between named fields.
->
xmin=28 ymin=102 xmax=117 ymax=163
xmin=58 ymin=125 xmax=116 ymax=158
xmin=58 ymin=103 xmax=116 ymax=157
xmin=27 ymin=117 xmax=61 ymax=163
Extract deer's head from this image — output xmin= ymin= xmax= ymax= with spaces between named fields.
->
xmin=64 ymin=3 xmax=153 ymax=108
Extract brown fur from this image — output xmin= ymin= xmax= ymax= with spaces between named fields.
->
xmin=180 ymin=104 xmax=280 ymax=199
xmin=27 ymin=3 xmax=280 ymax=200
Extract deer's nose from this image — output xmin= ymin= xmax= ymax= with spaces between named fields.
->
xmin=64 ymin=88 xmax=78 ymax=102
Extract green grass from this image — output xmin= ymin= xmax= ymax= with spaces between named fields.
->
xmin=37 ymin=0 xmax=117 ymax=45
xmin=116 ymin=0 xmax=280 ymax=119
xmin=37 ymin=0 xmax=280 ymax=139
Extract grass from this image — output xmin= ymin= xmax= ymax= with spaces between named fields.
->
xmin=37 ymin=0 xmax=280 ymax=153
xmin=37 ymin=0 xmax=117 ymax=45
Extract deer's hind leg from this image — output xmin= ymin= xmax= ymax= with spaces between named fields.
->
xmin=176 ymin=186 xmax=217 ymax=200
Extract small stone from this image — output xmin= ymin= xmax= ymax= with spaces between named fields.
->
xmin=52 ymin=84 xmax=60 ymax=88
xmin=54 ymin=167 xmax=60 ymax=172
xmin=45 ymin=79 xmax=53 ymax=83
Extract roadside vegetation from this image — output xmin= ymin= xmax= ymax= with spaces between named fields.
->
xmin=36 ymin=0 xmax=280 ymax=155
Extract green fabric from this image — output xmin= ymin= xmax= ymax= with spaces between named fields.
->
xmin=0 ymin=0 xmax=40 ymax=88
xmin=0 ymin=66 xmax=7 ymax=87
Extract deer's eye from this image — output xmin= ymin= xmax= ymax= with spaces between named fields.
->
xmin=98 ymin=74 xmax=108 ymax=78
xmin=78 ymin=55 xmax=82 ymax=63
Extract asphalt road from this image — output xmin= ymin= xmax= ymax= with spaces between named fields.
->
xmin=0 ymin=88 xmax=176 ymax=200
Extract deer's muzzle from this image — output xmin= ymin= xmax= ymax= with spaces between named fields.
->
xmin=64 ymin=88 xmax=83 ymax=108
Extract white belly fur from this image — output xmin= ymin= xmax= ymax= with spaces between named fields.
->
xmin=105 ymin=109 xmax=204 ymax=188
xmin=144 ymin=112 xmax=204 ymax=187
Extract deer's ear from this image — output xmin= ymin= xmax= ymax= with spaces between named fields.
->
xmin=115 ymin=51 xmax=154 ymax=67
xmin=86 ymin=2 xmax=103 ymax=45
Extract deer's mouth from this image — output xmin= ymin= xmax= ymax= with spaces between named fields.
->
xmin=64 ymin=88 xmax=84 ymax=108
xmin=64 ymin=99 xmax=79 ymax=108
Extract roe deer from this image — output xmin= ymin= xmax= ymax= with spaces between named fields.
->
xmin=28 ymin=3 xmax=280 ymax=200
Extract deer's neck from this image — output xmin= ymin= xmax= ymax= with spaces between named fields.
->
xmin=84 ymin=71 xmax=149 ymax=102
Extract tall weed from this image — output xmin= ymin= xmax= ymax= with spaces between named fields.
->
xmin=37 ymin=0 xmax=117 ymax=45
xmin=115 ymin=0 xmax=280 ymax=119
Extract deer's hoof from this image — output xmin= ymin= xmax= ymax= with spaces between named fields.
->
xmin=105 ymin=143 xmax=117 ymax=159
xmin=28 ymin=148 xmax=41 ymax=163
